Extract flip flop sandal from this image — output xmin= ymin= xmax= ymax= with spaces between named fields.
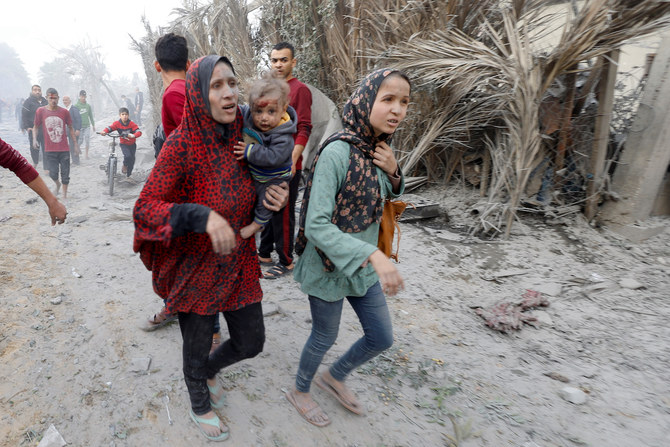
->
xmin=190 ymin=410 xmax=229 ymax=442
xmin=208 ymin=380 xmax=226 ymax=410
xmin=284 ymin=390 xmax=331 ymax=427
xmin=141 ymin=308 xmax=177 ymax=332
xmin=264 ymin=263 xmax=292 ymax=280
xmin=314 ymin=374 xmax=365 ymax=415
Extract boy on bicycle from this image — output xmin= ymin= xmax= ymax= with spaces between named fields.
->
xmin=100 ymin=107 xmax=142 ymax=177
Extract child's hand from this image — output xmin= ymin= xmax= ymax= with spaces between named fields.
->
xmin=233 ymin=142 xmax=246 ymax=161
xmin=128 ymin=133 xmax=136 ymax=139
xmin=100 ymin=131 xmax=107 ymax=136
xmin=373 ymin=141 xmax=398 ymax=176
xmin=367 ymin=250 xmax=404 ymax=296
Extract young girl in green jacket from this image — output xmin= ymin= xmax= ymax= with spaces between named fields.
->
xmin=286 ymin=68 xmax=411 ymax=426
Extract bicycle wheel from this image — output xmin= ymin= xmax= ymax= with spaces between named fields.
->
xmin=108 ymin=157 xmax=117 ymax=196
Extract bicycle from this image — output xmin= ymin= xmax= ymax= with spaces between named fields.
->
xmin=97 ymin=131 xmax=125 ymax=196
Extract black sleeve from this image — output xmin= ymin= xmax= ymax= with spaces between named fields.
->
xmin=170 ymin=203 xmax=211 ymax=237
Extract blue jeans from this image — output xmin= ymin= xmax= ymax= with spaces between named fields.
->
xmin=295 ymin=282 xmax=393 ymax=393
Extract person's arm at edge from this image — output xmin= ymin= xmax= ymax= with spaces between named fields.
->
xmin=26 ymin=175 xmax=67 ymax=225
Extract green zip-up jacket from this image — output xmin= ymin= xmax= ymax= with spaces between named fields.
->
xmin=74 ymin=101 xmax=95 ymax=128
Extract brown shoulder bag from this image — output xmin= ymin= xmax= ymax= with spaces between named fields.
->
xmin=377 ymin=199 xmax=410 ymax=262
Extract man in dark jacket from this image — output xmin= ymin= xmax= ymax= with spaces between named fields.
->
xmin=21 ymin=85 xmax=47 ymax=168
xmin=63 ymin=95 xmax=82 ymax=165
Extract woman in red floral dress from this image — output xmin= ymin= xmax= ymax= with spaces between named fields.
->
xmin=133 ymin=55 xmax=286 ymax=441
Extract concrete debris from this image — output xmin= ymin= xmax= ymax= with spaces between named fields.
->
xmin=619 ymin=278 xmax=644 ymax=289
xmin=559 ymin=386 xmax=587 ymax=405
xmin=37 ymin=424 xmax=66 ymax=447
xmin=130 ymin=357 xmax=151 ymax=372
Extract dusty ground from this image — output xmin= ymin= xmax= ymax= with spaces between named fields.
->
xmin=1 ymin=116 xmax=669 ymax=447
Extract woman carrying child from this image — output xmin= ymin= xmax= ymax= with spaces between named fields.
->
xmin=285 ymin=68 xmax=411 ymax=426
xmin=133 ymin=55 xmax=287 ymax=441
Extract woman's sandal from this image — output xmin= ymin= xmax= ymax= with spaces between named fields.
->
xmin=314 ymin=374 xmax=365 ymax=415
xmin=189 ymin=410 xmax=229 ymax=442
xmin=285 ymin=390 xmax=331 ymax=427
xmin=141 ymin=307 xmax=177 ymax=332
xmin=263 ymin=263 xmax=292 ymax=280
xmin=207 ymin=380 xmax=226 ymax=410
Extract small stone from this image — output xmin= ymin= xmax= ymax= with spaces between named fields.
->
xmin=559 ymin=386 xmax=587 ymax=405
xmin=619 ymin=278 xmax=644 ymax=289
xmin=130 ymin=357 xmax=152 ymax=372
xmin=50 ymin=297 xmax=62 ymax=305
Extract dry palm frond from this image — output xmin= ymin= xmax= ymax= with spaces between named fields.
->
xmin=137 ymin=0 xmax=670 ymax=238
xmin=130 ymin=15 xmax=171 ymax=128
xmin=379 ymin=0 xmax=670 ymax=237
xmin=169 ymin=0 xmax=256 ymax=82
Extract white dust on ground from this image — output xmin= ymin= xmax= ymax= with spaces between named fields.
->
xmin=1 ymin=116 xmax=669 ymax=446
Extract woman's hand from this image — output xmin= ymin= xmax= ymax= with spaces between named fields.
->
xmin=372 ymin=141 xmax=398 ymax=176
xmin=263 ymin=182 xmax=289 ymax=211
xmin=367 ymin=250 xmax=404 ymax=296
xmin=233 ymin=141 xmax=246 ymax=161
xmin=206 ymin=211 xmax=236 ymax=255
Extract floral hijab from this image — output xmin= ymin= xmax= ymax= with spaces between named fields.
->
xmin=295 ymin=68 xmax=402 ymax=271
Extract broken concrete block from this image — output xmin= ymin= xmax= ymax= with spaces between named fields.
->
xmin=37 ymin=424 xmax=66 ymax=447
xmin=559 ymin=386 xmax=587 ymax=405
xmin=130 ymin=357 xmax=152 ymax=372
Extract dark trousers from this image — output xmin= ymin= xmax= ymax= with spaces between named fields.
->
xmin=46 ymin=151 xmax=71 ymax=184
xmin=258 ymin=170 xmax=300 ymax=266
xmin=179 ymin=302 xmax=265 ymax=415
xmin=27 ymin=129 xmax=40 ymax=166
xmin=120 ymin=143 xmax=137 ymax=176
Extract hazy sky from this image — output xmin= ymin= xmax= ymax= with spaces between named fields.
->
xmin=0 ymin=0 xmax=184 ymax=82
